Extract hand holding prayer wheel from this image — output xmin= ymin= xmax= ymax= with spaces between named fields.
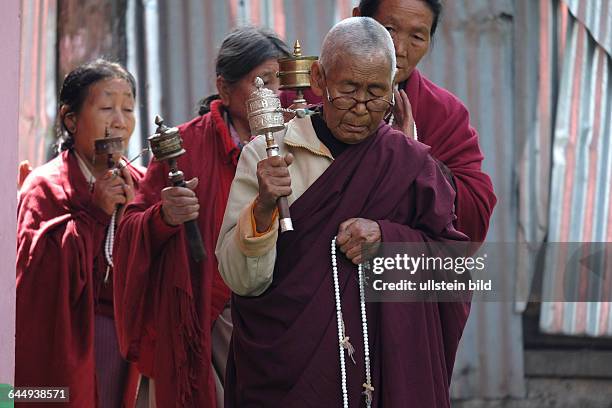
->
xmin=247 ymin=77 xmax=294 ymax=232
xmin=92 ymin=128 xmax=135 ymax=217
xmin=253 ymin=153 xmax=294 ymax=233
xmin=149 ymin=116 xmax=206 ymax=262
xmin=160 ymin=177 xmax=200 ymax=226
xmin=92 ymin=167 xmax=134 ymax=215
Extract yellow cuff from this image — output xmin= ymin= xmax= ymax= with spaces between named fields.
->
xmin=251 ymin=200 xmax=279 ymax=237
xmin=234 ymin=199 xmax=280 ymax=257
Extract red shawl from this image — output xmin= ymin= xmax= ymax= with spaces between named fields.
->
xmin=280 ymin=69 xmax=496 ymax=242
xmin=114 ymin=99 xmax=235 ymax=407
xmin=15 ymin=150 xmax=144 ymax=407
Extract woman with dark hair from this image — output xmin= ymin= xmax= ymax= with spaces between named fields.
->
xmin=283 ymin=0 xmax=496 ymax=245
xmin=16 ymin=59 xmax=144 ymax=407
xmin=353 ymin=1 xmax=496 ymax=401
xmin=113 ymin=26 xmax=290 ymax=407
xmin=363 ymin=0 xmax=496 ymax=244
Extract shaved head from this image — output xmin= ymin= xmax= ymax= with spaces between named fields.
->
xmin=319 ymin=17 xmax=396 ymax=82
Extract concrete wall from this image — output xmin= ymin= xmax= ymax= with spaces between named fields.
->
xmin=0 ymin=0 xmax=20 ymax=385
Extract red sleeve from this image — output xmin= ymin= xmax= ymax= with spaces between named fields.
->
xmin=418 ymin=92 xmax=496 ymax=243
xmin=435 ymin=106 xmax=496 ymax=243
xmin=406 ymin=72 xmax=496 ymax=243
xmin=114 ymin=121 xmax=221 ymax=406
xmin=113 ymin=156 xmax=172 ymax=366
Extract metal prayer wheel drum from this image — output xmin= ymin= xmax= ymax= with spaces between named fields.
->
xmin=246 ymin=77 xmax=285 ymax=135
xmin=94 ymin=128 xmax=124 ymax=168
xmin=94 ymin=135 xmax=124 ymax=157
xmin=277 ymin=40 xmax=318 ymax=90
xmin=148 ymin=115 xmax=186 ymax=161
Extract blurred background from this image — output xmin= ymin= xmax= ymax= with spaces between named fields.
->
xmin=11 ymin=0 xmax=612 ymax=406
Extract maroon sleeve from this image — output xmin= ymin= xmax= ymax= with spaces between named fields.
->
xmin=376 ymin=154 xmax=471 ymax=384
xmin=408 ymin=73 xmax=496 ymax=243
xmin=439 ymin=108 xmax=496 ymax=243
xmin=113 ymin=156 xmax=174 ymax=363
xmin=378 ymin=154 xmax=467 ymax=243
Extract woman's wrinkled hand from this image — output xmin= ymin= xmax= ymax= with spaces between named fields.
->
xmin=160 ymin=177 xmax=200 ymax=226
xmin=390 ymin=88 xmax=415 ymax=139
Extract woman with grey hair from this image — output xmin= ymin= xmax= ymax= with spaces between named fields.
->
xmin=113 ymin=26 xmax=290 ymax=407
xmin=283 ymin=0 xmax=496 ymax=246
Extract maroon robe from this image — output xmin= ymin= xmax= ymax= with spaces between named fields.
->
xmin=280 ymin=69 xmax=496 ymax=242
xmin=114 ymin=99 xmax=235 ymax=407
xmin=226 ymin=123 xmax=469 ymax=407
xmin=15 ymin=150 xmax=144 ymax=407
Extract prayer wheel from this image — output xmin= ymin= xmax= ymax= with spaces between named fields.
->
xmin=246 ymin=77 xmax=286 ymax=135
xmin=277 ymin=40 xmax=318 ymax=105
xmin=148 ymin=116 xmax=206 ymax=261
xmin=246 ymin=77 xmax=294 ymax=233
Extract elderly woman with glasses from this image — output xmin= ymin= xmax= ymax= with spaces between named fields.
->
xmin=282 ymin=0 xmax=497 ymax=247
xmin=216 ymin=17 xmax=468 ymax=407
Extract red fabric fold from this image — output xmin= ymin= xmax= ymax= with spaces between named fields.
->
xmin=114 ymin=99 xmax=235 ymax=407
xmin=404 ymin=70 xmax=496 ymax=243
xmin=15 ymin=150 xmax=144 ymax=407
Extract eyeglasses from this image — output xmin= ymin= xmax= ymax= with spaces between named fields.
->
xmin=326 ymin=87 xmax=395 ymax=113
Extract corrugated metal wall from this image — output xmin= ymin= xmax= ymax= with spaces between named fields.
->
xmin=515 ymin=0 xmax=552 ymax=314
xmin=538 ymin=0 xmax=612 ymax=337
xmin=18 ymin=0 xmax=56 ymax=168
xmin=155 ymin=0 xmax=358 ymax=126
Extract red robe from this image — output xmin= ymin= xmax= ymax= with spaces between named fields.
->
xmin=15 ymin=150 xmax=144 ymax=407
xmin=280 ymin=69 xmax=496 ymax=242
xmin=114 ymin=99 xmax=236 ymax=407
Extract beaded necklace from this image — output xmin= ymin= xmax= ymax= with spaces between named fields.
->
xmin=103 ymin=209 xmax=116 ymax=283
xmin=331 ymin=237 xmax=374 ymax=408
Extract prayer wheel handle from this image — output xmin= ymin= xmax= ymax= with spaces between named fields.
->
xmin=264 ymin=132 xmax=293 ymax=232
xmin=168 ymin=166 xmax=206 ymax=262
xmin=149 ymin=115 xmax=206 ymax=262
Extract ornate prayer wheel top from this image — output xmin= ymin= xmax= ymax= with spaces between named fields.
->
xmin=148 ymin=115 xmax=186 ymax=161
xmin=94 ymin=128 xmax=124 ymax=157
xmin=246 ymin=77 xmax=285 ymax=135
xmin=277 ymin=40 xmax=318 ymax=90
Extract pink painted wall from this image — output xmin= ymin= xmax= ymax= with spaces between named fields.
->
xmin=0 ymin=0 xmax=20 ymax=385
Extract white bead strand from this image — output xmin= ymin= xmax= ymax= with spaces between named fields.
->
xmin=359 ymin=263 xmax=374 ymax=407
xmin=331 ymin=236 xmax=374 ymax=408
xmin=103 ymin=209 xmax=117 ymax=284
xmin=331 ymin=238 xmax=349 ymax=408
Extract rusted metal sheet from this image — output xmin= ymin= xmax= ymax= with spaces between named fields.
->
xmin=539 ymin=1 xmax=612 ymax=337
xmin=18 ymin=0 xmax=57 ymax=167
